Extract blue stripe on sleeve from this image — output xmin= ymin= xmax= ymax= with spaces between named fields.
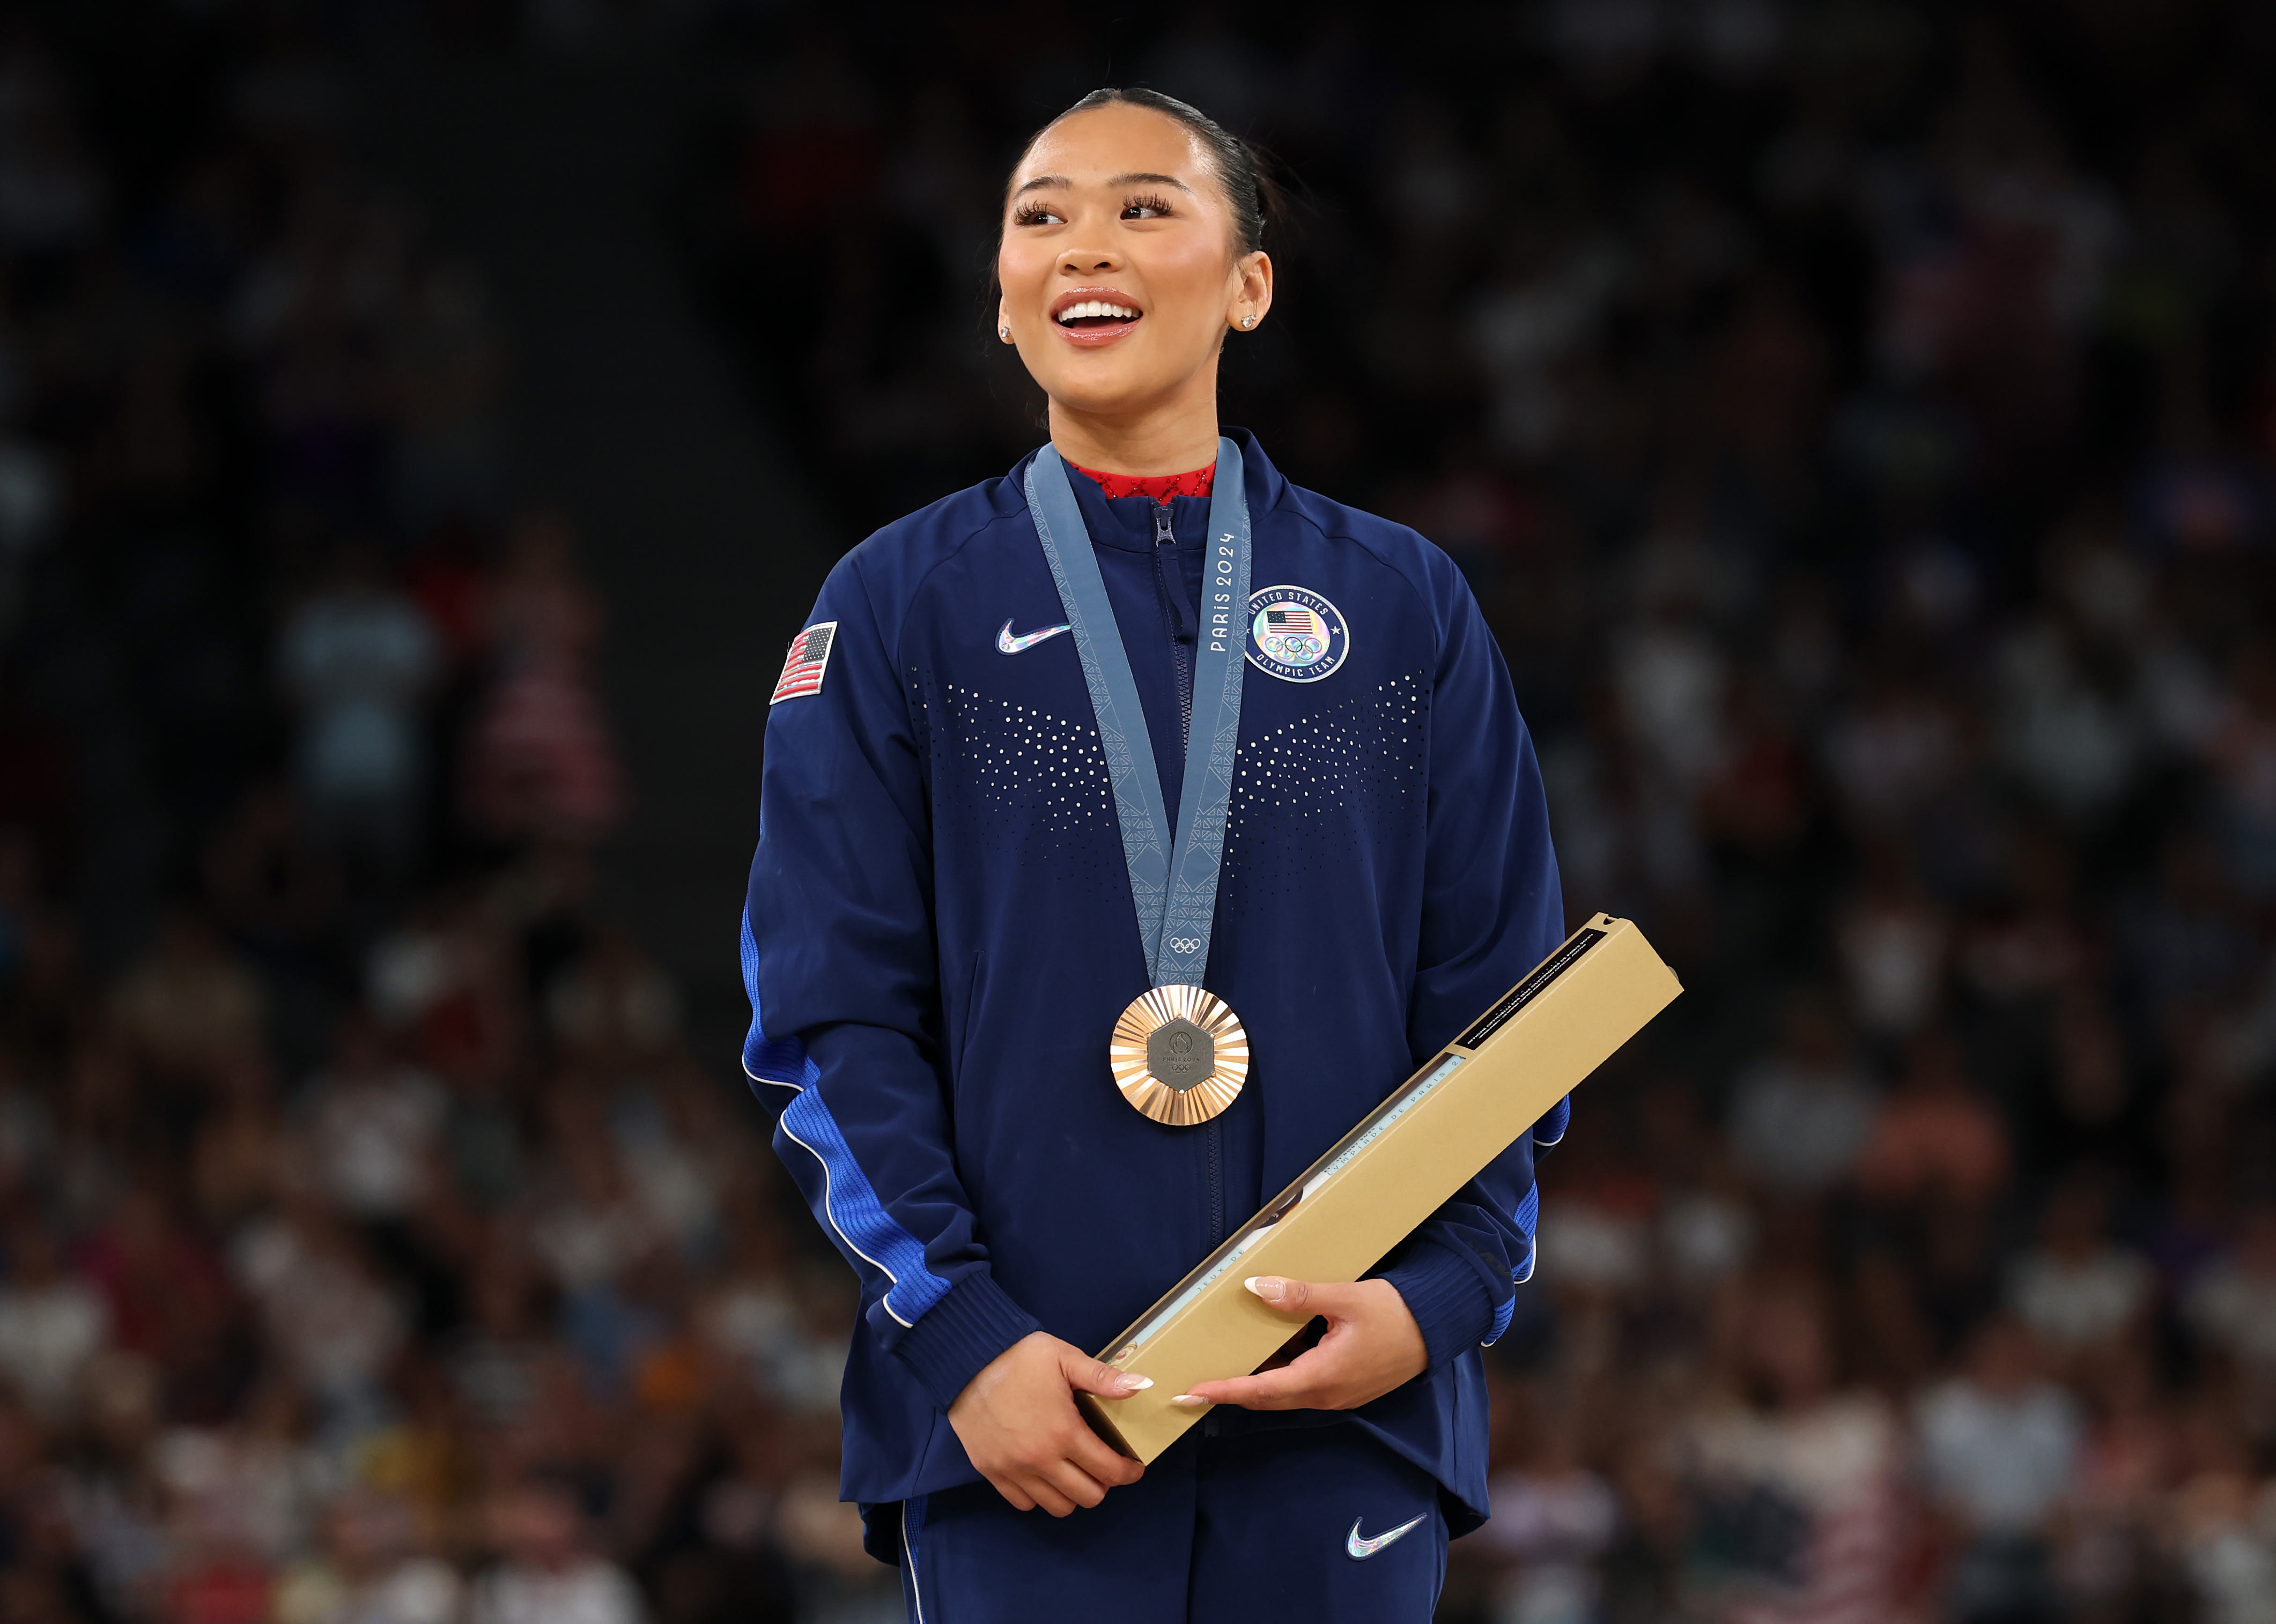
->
xmin=1482 ymin=1182 xmax=1543 ymax=1347
xmin=1533 ymin=1095 xmax=1570 ymax=1147
xmin=777 ymin=1093 xmax=954 ymax=1328
xmin=1506 ymin=1184 xmax=1541 ymax=1294
xmin=741 ymin=911 xmax=813 ymax=1090
xmin=740 ymin=913 xmax=953 ymax=1330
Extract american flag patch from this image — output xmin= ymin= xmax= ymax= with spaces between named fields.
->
xmin=771 ymin=621 xmax=838 ymax=704
xmin=1266 ymin=607 xmax=1321 ymax=636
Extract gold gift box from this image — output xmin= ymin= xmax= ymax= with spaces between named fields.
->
xmin=1077 ymin=914 xmax=1680 ymax=1463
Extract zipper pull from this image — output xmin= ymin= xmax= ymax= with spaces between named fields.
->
xmin=1153 ymin=502 xmax=1176 ymax=546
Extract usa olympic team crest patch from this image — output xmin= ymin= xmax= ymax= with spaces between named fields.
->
xmin=1245 ymin=585 xmax=1349 ymax=683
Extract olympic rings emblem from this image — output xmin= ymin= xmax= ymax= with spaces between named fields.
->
xmin=1166 ymin=937 xmax=1204 ymax=955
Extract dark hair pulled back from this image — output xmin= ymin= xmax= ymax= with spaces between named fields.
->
xmin=1017 ymin=86 xmax=1280 ymax=255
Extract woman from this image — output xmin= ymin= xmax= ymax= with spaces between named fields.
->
xmin=742 ymin=88 xmax=1565 ymax=1622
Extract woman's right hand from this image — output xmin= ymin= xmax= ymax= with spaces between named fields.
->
xmin=947 ymin=1331 xmax=1150 ymax=1515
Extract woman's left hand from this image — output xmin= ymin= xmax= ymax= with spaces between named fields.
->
xmin=1175 ymin=1277 xmax=1429 ymax=1412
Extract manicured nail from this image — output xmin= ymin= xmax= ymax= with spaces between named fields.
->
xmin=1117 ymin=1374 xmax=1154 ymax=1391
xmin=1171 ymin=1394 xmax=1206 ymax=1406
xmin=1244 ymin=1276 xmax=1283 ymax=1301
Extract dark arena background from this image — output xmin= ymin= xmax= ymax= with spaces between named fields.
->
xmin=0 ymin=2 xmax=2273 ymax=1622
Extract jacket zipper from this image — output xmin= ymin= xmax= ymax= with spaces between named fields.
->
xmin=1150 ymin=499 xmax=1223 ymax=1242
xmin=1151 ymin=502 xmax=1193 ymax=751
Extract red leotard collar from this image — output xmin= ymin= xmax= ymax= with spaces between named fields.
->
xmin=1069 ymin=460 xmax=1216 ymax=506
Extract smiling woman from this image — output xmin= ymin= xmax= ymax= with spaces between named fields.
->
xmin=742 ymin=83 xmax=1569 ymax=1624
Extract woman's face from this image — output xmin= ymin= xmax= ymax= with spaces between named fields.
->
xmin=997 ymin=103 xmax=1270 ymax=423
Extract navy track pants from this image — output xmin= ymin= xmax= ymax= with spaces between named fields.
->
xmin=893 ymin=1421 xmax=1447 ymax=1623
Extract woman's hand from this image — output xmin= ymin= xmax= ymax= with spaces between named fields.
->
xmin=948 ymin=1331 xmax=1150 ymax=1516
xmin=1176 ymin=1277 xmax=1429 ymax=1411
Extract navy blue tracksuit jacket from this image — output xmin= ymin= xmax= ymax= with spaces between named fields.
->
xmin=741 ymin=431 xmax=1566 ymax=1549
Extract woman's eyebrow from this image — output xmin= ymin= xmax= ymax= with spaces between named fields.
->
xmin=1107 ymin=171 xmax=1192 ymax=192
xmin=1011 ymin=170 xmax=1195 ymax=198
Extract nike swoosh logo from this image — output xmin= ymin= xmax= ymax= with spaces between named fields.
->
xmin=1347 ymin=1514 xmax=1428 ymax=1561
xmin=997 ymin=619 xmax=1072 ymax=655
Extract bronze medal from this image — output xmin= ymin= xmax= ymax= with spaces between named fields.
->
xmin=1109 ymin=984 xmax=1250 ymax=1126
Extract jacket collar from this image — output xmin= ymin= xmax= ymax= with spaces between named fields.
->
xmin=1005 ymin=428 xmax=1285 ymax=554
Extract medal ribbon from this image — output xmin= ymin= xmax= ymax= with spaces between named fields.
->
xmin=1023 ymin=438 xmax=1252 ymax=988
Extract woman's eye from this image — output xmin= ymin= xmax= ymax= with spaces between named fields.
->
xmin=1122 ymin=195 xmax=1176 ymax=220
xmin=1014 ymin=205 xmax=1065 ymax=227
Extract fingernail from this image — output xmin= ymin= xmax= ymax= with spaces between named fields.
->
xmin=1117 ymin=1374 xmax=1154 ymax=1391
xmin=1244 ymin=1276 xmax=1283 ymax=1301
xmin=1171 ymin=1394 xmax=1206 ymax=1407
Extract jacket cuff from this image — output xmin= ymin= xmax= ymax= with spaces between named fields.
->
xmin=886 ymin=1271 xmax=1041 ymax=1411
xmin=1377 ymin=1237 xmax=1503 ymax=1369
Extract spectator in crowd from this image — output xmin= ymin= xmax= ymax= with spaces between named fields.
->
xmin=1461 ymin=1383 xmax=1623 ymax=1624
xmin=2055 ymin=1349 xmax=2176 ymax=1621
xmin=0 ymin=1218 xmax=106 ymax=1423
xmin=2005 ymin=1174 xmax=2153 ymax=1366
xmin=1677 ymin=1278 xmax=1908 ymax=1622
xmin=299 ymin=1008 xmax=447 ymax=1226
xmin=1726 ymin=993 xmax=1876 ymax=1199
xmin=2185 ymin=1202 xmax=2276 ymax=1436
xmin=109 ymin=911 xmax=267 ymax=1089
xmin=2164 ymin=1397 xmax=2276 ymax=1624
xmin=461 ymin=512 xmax=622 ymax=848
xmin=1853 ymin=1030 xmax=2011 ymax=1211
xmin=470 ymin=1478 xmax=646 ymax=1624
xmin=273 ymin=1487 xmax=465 ymax=1624
xmin=279 ymin=548 xmax=444 ymax=885
xmin=1916 ymin=1318 xmax=2083 ymax=1624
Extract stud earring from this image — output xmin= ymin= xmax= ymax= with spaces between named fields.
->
xmin=1241 ymin=315 xmax=1257 ymax=329
xmin=999 ymin=324 xmax=1011 ymax=341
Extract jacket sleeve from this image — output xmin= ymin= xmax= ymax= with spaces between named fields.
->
xmin=1373 ymin=552 xmax=1568 ymax=1368
xmin=741 ymin=550 xmax=1039 ymax=1412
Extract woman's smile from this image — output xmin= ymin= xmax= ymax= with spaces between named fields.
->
xmin=1050 ymin=286 xmax=1147 ymax=345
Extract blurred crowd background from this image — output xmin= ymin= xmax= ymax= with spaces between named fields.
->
xmin=0 ymin=5 xmax=868 ymax=1624
xmin=5 ymin=3 xmax=2276 ymax=1623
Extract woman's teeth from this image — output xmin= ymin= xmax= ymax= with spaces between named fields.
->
xmin=1057 ymin=301 xmax=1140 ymax=325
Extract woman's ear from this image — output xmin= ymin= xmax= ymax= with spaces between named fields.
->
xmin=997 ymin=304 xmax=1014 ymax=344
xmin=1229 ymin=250 xmax=1274 ymax=332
